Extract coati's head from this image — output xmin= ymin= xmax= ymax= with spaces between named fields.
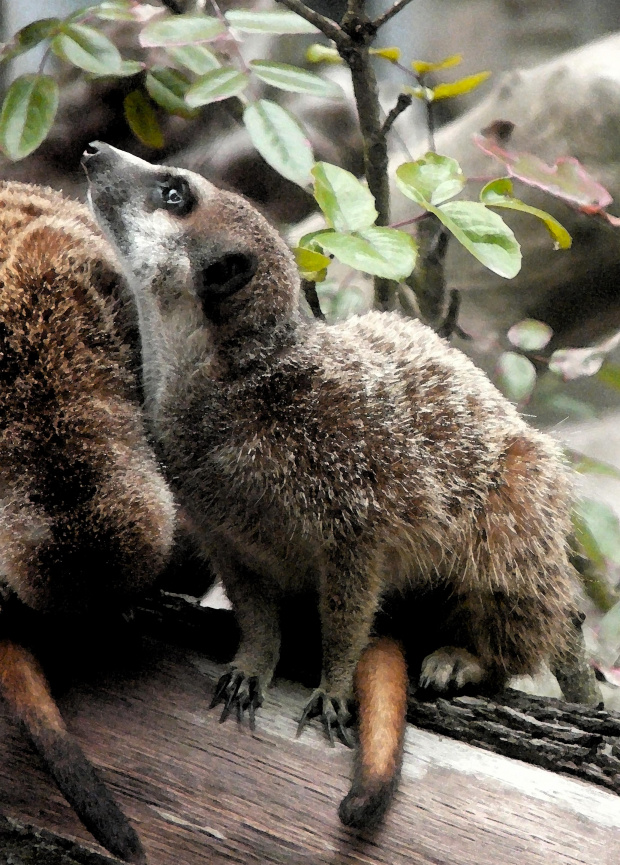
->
xmin=82 ymin=143 xmax=300 ymax=347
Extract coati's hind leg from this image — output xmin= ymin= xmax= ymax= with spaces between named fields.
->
xmin=298 ymin=552 xmax=382 ymax=747
xmin=419 ymin=646 xmax=485 ymax=692
xmin=0 ymin=639 xmax=146 ymax=864
xmin=209 ymin=551 xmax=281 ymax=729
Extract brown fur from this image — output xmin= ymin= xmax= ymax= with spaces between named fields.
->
xmin=0 ymin=181 xmax=175 ymax=861
xmin=84 ymin=143 xmax=579 ymax=824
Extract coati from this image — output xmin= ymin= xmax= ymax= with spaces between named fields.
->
xmin=0 ymin=182 xmax=175 ymax=862
xmin=84 ymin=142 xmax=580 ymax=827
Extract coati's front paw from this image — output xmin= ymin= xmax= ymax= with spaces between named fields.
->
xmin=419 ymin=646 xmax=484 ymax=692
xmin=210 ymin=669 xmax=264 ymax=730
xmin=297 ymin=688 xmax=355 ymax=748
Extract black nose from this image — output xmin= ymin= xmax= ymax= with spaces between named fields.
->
xmin=81 ymin=141 xmax=114 ymax=169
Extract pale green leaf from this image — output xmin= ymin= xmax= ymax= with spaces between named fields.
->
xmin=496 ymin=351 xmax=536 ymax=402
xmin=115 ymin=60 xmax=144 ymax=77
xmin=570 ymin=453 xmax=620 ymax=482
xmin=185 ymin=68 xmax=248 ymax=107
xmin=92 ymin=1 xmax=135 ymax=21
xmin=244 ymin=100 xmax=314 ymax=187
xmin=250 ymin=61 xmax=342 ymax=98
xmin=306 ymin=44 xmax=342 ymax=64
xmin=597 ymin=363 xmax=620 ymax=391
xmin=432 ymin=72 xmax=491 ymax=100
xmin=480 ymin=178 xmax=572 ymax=250
xmin=434 ymin=200 xmax=521 ymax=278
xmin=317 ymin=227 xmax=417 ymax=280
xmin=312 ymin=162 xmax=377 ymax=232
xmin=0 ymin=74 xmax=58 ymax=160
xmin=412 ymin=54 xmax=462 ymax=75
xmin=574 ymin=498 xmax=620 ymax=567
xmin=507 ymin=318 xmax=553 ymax=352
xmin=166 ymin=44 xmax=220 ymax=75
xmin=146 ymin=67 xmax=196 ymax=117
xmin=395 ymin=153 xmax=465 ymax=206
xmin=52 ymin=23 xmax=123 ymax=75
xmin=225 ymin=10 xmax=318 ymax=34
xmin=140 ymin=14 xmax=225 ymax=48
xmin=124 ymin=89 xmax=164 ymax=148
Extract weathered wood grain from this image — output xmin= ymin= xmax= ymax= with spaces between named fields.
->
xmin=0 ymin=639 xmax=618 ymax=865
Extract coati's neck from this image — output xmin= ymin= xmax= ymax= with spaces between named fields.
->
xmin=125 ymin=272 xmax=170 ymax=421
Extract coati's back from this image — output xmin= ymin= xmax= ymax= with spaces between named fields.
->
xmin=0 ymin=182 xmax=175 ymax=862
xmin=0 ymin=182 xmax=173 ymax=613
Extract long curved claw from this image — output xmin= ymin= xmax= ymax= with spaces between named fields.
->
xmin=297 ymin=689 xmax=354 ymax=748
xmin=210 ymin=669 xmax=264 ymax=729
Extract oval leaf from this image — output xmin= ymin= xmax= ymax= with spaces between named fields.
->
xmin=250 ymin=61 xmax=342 ymax=98
xmin=0 ymin=74 xmax=58 ymax=161
xmin=225 ymin=10 xmax=318 ymax=34
xmin=312 ymin=162 xmax=377 ymax=232
xmin=496 ymin=351 xmax=536 ymax=402
xmin=0 ymin=18 xmax=62 ymax=63
xmin=294 ymin=247 xmax=331 ymax=272
xmin=433 ymin=200 xmax=521 ymax=278
xmin=370 ymin=47 xmax=400 ymax=62
xmin=507 ymin=319 xmax=553 ymax=352
xmin=166 ymin=44 xmax=220 ymax=75
xmin=317 ymin=228 xmax=417 ymax=280
xmin=243 ymin=100 xmax=314 ymax=187
xmin=92 ymin=1 xmax=135 ymax=21
xmin=124 ymin=90 xmax=164 ymax=148
xmin=52 ymin=23 xmax=122 ymax=75
xmin=480 ymin=178 xmax=572 ymax=250
xmin=185 ymin=68 xmax=248 ymax=107
xmin=549 ymin=347 xmax=605 ymax=380
xmin=574 ymin=498 xmax=620 ymax=568
xmin=140 ymin=14 xmax=225 ymax=48
xmin=306 ymin=44 xmax=342 ymax=64
xmin=146 ymin=67 xmax=195 ymax=116
xmin=431 ymin=72 xmax=491 ymax=100
xmin=396 ymin=153 xmax=465 ymax=206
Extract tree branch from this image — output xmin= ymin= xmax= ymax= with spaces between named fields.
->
xmin=372 ymin=0 xmax=419 ymax=31
xmin=274 ymin=0 xmax=343 ymax=44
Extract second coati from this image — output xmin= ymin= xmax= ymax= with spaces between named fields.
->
xmin=84 ymin=143 xmax=582 ymax=828
xmin=0 ymin=182 xmax=176 ymax=861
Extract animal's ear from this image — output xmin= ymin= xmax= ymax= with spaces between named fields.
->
xmin=198 ymin=252 xmax=258 ymax=306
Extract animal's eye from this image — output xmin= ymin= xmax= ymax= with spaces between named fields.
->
xmin=154 ymin=177 xmax=195 ymax=216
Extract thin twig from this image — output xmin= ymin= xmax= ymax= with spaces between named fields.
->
xmin=381 ymin=93 xmax=413 ymax=136
xmin=274 ymin=0 xmax=343 ymax=44
xmin=372 ymin=0 xmax=418 ymax=30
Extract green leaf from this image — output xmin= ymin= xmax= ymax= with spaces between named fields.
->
xmin=294 ymin=246 xmax=331 ymax=272
xmin=306 ymin=44 xmax=342 ymax=64
xmin=166 ymin=44 xmax=220 ymax=75
xmin=250 ymin=61 xmax=342 ymax=98
xmin=140 ymin=14 xmax=225 ymax=48
xmin=243 ymin=99 xmax=314 ymax=187
xmin=412 ymin=54 xmax=462 ymax=75
xmin=574 ymin=498 xmax=620 ymax=568
xmin=570 ymin=452 xmax=620 ymax=482
xmin=480 ymin=178 xmax=572 ymax=250
xmin=52 ymin=23 xmax=122 ymax=75
xmin=124 ymin=90 xmax=164 ymax=149
xmin=146 ymin=67 xmax=196 ymax=117
xmin=507 ymin=319 xmax=553 ymax=352
xmin=312 ymin=162 xmax=377 ymax=232
xmin=115 ymin=60 xmax=144 ymax=77
xmin=225 ymin=10 xmax=318 ymax=34
xmin=0 ymin=75 xmax=58 ymax=161
xmin=434 ymin=200 xmax=521 ymax=278
xmin=395 ymin=153 xmax=465 ymax=206
xmin=431 ymin=72 xmax=490 ymax=100
xmin=597 ymin=363 xmax=620 ymax=391
xmin=185 ymin=68 xmax=248 ymax=107
xmin=496 ymin=351 xmax=536 ymax=402
xmin=550 ymin=347 xmax=605 ymax=380
xmin=91 ymin=1 xmax=135 ymax=21
xmin=0 ymin=18 xmax=61 ymax=63
xmin=316 ymin=228 xmax=417 ymax=280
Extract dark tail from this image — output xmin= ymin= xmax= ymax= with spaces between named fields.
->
xmin=339 ymin=636 xmax=408 ymax=829
xmin=0 ymin=638 xmax=146 ymax=863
